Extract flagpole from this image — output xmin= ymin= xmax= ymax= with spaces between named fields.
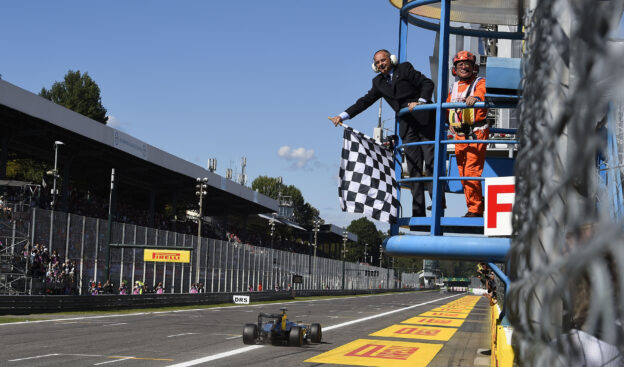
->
xmin=327 ymin=117 xmax=350 ymax=130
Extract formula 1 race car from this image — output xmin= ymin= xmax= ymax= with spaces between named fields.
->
xmin=242 ymin=308 xmax=322 ymax=346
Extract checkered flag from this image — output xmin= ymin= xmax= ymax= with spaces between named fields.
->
xmin=338 ymin=126 xmax=399 ymax=223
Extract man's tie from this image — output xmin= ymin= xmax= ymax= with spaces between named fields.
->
xmin=386 ymin=75 xmax=392 ymax=85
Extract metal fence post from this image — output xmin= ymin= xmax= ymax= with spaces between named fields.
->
xmin=181 ymin=234 xmax=186 ymax=292
xmin=120 ymin=222 xmax=125 ymax=290
xmin=79 ymin=216 xmax=85 ymax=294
xmin=204 ymin=242 xmax=209 ymax=291
xmin=211 ymin=239 xmax=216 ymax=293
xmin=152 ymin=229 xmax=158 ymax=288
xmin=142 ymin=227 xmax=147 ymax=284
xmin=131 ymin=224 xmax=137 ymax=292
xmin=94 ymin=219 xmax=99 ymax=282
xmin=172 ymin=232 xmax=177 ymax=293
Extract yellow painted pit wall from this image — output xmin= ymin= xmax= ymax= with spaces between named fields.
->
xmin=490 ymin=303 xmax=514 ymax=367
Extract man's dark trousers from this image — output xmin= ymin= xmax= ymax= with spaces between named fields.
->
xmin=399 ymin=109 xmax=442 ymax=217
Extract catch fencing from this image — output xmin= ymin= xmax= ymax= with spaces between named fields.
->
xmin=508 ymin=0 xmax=624 ymax=365
xmin=17 ymin=208 xmax=396 ymax=295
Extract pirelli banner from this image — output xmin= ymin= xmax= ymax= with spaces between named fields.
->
xmin=144 ymin=249 xmax=191 ymax=263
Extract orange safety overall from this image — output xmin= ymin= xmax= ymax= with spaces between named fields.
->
xmin=447 ymin=77 xmax=488 ymax=215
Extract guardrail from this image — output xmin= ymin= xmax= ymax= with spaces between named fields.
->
xmin=0 ymin=287 xmax=423 ymax=315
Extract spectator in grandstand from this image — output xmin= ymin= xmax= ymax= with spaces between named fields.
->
xmin=61 ymin=259 xmax=76 ymax=280
xmin=447 ymin=50 xmax=489 ymax=217
xmin=29 ymin=245 xmax=47 ymax=278
xmin=133 ymin=281 xmax=141 ymax=295
xmin=60 ymin=271 xmax=72 ymax=295
xmin=0 ymin=195 xmax=9 ymax=217
xmin=103 ymin=280 xmax=114 ymax=294
xmin=258 ymin=282 xmax=263 ymax=292
xmin=41 ymin=246 xmax=49 ymax=264
xmin=89 ymin=280 xmax=99 ymax=295
xmin=329 ymin=49 xmax=442 ymax=218
xmin=155 ymin=282 xmax=164 ymax=294
xmin=190 ymin=283 xmax=198 ymax=294
xmin=248 ymin=284 xmax=253 ymax=292
xmin=197 ymin=283 xmax=205 ymax=293
xmin=119 ymin=281 xmax=128 ymax=295
xmin=50 ymin=249 xmax=60 ymax=266
xmin=45 ymin=264 xmax=55 ymax=281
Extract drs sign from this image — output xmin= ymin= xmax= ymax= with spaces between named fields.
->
xmin=233 ymin=295 xmax=250 ymax=304
xmin=484 ymin=176 xmax=515 ymax=236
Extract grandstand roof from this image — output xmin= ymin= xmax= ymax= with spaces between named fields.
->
xmin=251 ymin=215 xmax=357 ymax=243
xmin=321 ymin=223 xmax=358 ymax=242
xmin=0 ymin=80 xmax=277 ymax=217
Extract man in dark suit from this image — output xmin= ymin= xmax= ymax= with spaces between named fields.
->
xmin=330 ymin=49 xmax=442 ymax=217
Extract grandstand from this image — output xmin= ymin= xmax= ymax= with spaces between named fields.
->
xmin=0 ymin=79 xmax=277 ymax=223
xmin=0 ymin=79 xmax=376 ymax=297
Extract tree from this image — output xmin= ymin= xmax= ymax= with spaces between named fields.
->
xmin=439 ymin=260 xmax=477 ymax=278
xmin=393 ymin=257 xmax=423 ymax=274
xmin=346 ymin=217 xmax=384 ymax=263
xmin=40 ymin=70 xmax=108 ymax=124
xmin=251 ymin=176 xmax=319 ymax=227
xmin=6 ymin=159 xmax=49 ymax=183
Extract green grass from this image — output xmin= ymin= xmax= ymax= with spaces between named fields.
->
xmin=0 ymin=316 xmax=45 ymax=323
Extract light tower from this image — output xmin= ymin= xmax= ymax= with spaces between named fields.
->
xmin=195 ymin=177 xmax=208 ymax=284
xmin=49 ymin=140 xmax=64 ymax=210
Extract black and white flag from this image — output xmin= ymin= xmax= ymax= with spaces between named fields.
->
xmin=338 ymin=126 xmax=399 ymax=223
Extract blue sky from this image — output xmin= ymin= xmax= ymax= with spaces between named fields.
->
xmin=2 ymin=2 xmax=623 ymax=232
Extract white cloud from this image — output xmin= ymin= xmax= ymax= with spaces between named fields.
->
xmin=106 ymin=115 xmax=127 ymax=131
xmin=277 ymin=145 xmax=315 ymax=169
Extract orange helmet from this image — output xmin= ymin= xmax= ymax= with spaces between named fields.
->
xmin=453 ymin=51 xmax=476 ymax=65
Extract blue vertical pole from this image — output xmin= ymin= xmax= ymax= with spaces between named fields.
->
xmin=391 ymin=0 xmax=410 ymax=236
xmin=397 ymin=0 xmax=408 ymax=63
xmin=430 ymin=0 xmax=451 ymax=235
xmin=606 ymin=103 xmax=624 ymax=219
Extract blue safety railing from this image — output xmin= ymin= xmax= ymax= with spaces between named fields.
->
xmin=389 ymin=0 xmax=522 ymax=238
xmin=384 ymin=0 xmax=525 ymax=321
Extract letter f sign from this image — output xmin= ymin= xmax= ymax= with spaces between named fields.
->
xmin=484 ymin=177 xmax=515 ymax=236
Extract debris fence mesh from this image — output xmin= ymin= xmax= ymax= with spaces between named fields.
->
xmin=507 ymin=0 xmax=624 ymax=365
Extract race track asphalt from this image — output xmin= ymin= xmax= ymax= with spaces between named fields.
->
xmin=1 ymin=290 xmax=488 ymax=367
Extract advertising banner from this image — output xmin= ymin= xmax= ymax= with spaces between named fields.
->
xmin=144 ymin=249 xmax=190 ymax=263
xmin=484 ymin=176 xmax=515 ymax=236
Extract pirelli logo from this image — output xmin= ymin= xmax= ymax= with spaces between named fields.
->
xmin=144 ymin=249 xmax=190 ymax=263
xmin=305 ymin=339 xmax=442 ymax=366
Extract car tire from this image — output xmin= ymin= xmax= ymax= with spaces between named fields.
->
xmin=243 ymin=324 xmax=257 ymax=345
xmin=289 ymin=326 xmax=303 ymax=347
xmin=310 ymin=323 xmax=322 ymax=343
